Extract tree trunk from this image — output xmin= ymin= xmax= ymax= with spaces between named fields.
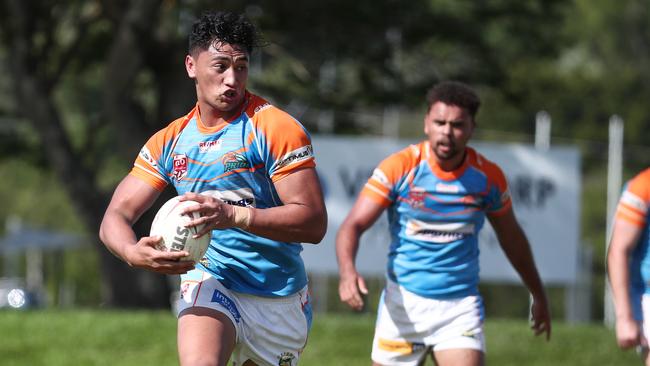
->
xmin=2 ymin=0 xmax=173 ymax=308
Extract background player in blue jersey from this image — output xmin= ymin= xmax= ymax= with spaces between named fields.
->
xmin=100 ymin=11 xmax=327 ymax=366
xmin=336 ymin=81 xmax=550 ymax=366
xmin=607 ymin=168 xmax=650 ymax=365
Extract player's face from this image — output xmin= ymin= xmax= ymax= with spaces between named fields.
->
xmin=424 ymin=101 xmax=475 ymax=171
xmin=185 ymin=41 xmax=249 ymax=119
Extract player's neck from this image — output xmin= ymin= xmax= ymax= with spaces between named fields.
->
xmin=436 ymin=150 xmax=467 ymax=172
xmin=197 ymin=99 xmax=247 ymax=127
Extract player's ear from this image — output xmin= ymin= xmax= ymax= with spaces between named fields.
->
xmin=185 ymin=54 xmax=197 ymax=79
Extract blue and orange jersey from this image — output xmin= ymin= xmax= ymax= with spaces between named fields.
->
xmin=614 ymin=168 xmax=650 ymax=295
xmin=130 ymin=91 xmax=316 ymax=297
xmin=361 ymin=141 xmax=512 ymax=299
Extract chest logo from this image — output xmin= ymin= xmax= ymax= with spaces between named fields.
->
xmin=405 ymin=219 xmax=475 ymax=244
xmin=198 ymin=140 xmax=222 ymax=153
xmin=172 ymin=154 xmax=188 ymax=181
xmin=222 ymin=151 xmax=250 ymax=172
xmin=407 ymin=188 xmax=427 ymax=208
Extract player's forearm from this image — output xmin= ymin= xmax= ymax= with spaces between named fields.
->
xmin=335 ymin=224 xmax=362 ymax=276
xmin=500 ymin=230 xmax=547 ymax=299
xmin=607 ymin=249 xmax=634 ymax=320
xmin=99 ymin=212 xmax=138 ymax=263
xmin=244 ymin=203 xmax=327 ymax=244
xmin=513 ymin=256 xmax=547 ymax=300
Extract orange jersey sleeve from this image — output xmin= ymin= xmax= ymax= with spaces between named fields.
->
xmin=616 ymin=168 xmax=650 ymax=227
xmin=247 ymin=98 xmax=315 ymax=183
xmin=361 ymin=144 xmax=421 ymax=207
xmin=129 ymin=108 xmax=195 ymax=191
xmin=470 ymin=151 xmax=512 ymax=217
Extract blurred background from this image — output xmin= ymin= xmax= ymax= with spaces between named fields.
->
xmin=0 ymin=0 xmax=649 ymax=327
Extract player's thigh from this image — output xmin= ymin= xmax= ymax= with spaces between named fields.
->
xmin=433 ymin=348 xmax=484 ymax=366
xmin=178 ymin=306 xmax=237 ymax=366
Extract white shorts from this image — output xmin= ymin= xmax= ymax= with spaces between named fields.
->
xmin=177 ymin=269 xmax=312 ymax=366
xmin=371 ymin=279 xmax=485 ymax=366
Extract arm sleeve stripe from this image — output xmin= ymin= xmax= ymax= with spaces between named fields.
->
xmin=129 ymin=168 xmax=167 ymax=192
xmin=616 ymin=204 xmax=647 ymax=225
xmin=616 ymin=209 xmax=647 ymax=227
xmin=133 ymin=163 xmax=164 ymax=179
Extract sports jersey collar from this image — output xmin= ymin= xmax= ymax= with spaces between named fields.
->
xmin=195 ymin=91 xmax=251 ymax=134
xmin=424 ymin=141 xmax=472 ymax=180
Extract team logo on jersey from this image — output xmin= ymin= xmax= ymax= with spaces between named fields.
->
xmin=405 ymin=219 xmax=475 ymax=243
xmin=276 ymin=145 xmax=314 ymax=169
xmin=172 ymin=154 xmax=188 ymax=181
xmin=407 ymin=188 xmax=427 ymax=208
xmin=222 ymin=151 xmax=250 ymax=172
xmin=199 ymin=139 xmax=222 ymax=153
xmin=277 ymin=352 xmax=296 ymax=366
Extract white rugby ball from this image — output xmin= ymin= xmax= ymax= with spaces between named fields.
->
xmin=150 ymin=196 xmax=211 ymax=262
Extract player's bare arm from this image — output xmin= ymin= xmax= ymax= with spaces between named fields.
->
xmin=607 ymin=218 xmax=645 ymax=349
xmin=488 ymin=207 xmax=552 ymax=340
xmin=181 ymin=167 xmax=327 ymax=244
xmin=99 ymin=175 xmax=194 ymax=274
xmin=336 ymin=196 xmax=385 ymax=311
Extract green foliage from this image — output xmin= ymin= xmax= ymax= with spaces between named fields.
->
xmin=248 ymin=0 xmax=571 ymax=134
xmin=0 ymin=0 xmax=649 ymax=314
xmin=0 ymin=159 xmax=83 ymax=232
xmin=0 ymin=310 xmax=640 ymax=366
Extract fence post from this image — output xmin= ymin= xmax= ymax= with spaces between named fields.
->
xmin=604 ymin=115 xmax=623 ymax=327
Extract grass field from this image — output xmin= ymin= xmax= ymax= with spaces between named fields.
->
xmin=0 ymin=309 xmax=640 ymax=365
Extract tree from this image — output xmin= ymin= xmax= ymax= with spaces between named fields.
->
xmin=0 ymin=0 xmax=196 ymax=307
xmin=0 ymin=0 xmax=577 ymax=307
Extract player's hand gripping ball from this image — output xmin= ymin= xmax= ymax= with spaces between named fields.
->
xmin=150 ymin=196 xmax=211 ymax=262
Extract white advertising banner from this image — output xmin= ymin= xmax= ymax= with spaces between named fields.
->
xmin=302 ymin=136 xmax=581 ymax=285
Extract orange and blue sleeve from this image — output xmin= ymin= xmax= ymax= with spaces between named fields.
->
xmin=615 ymin=169 xmax=650 ymax=227
xmin=129 ymin=116 xmax=189 ymax=191
xmin=253 ymin=106 xmax=316 ymax=183
xmin=360 ymin=148 xmax=414 ymax=208
xmin=483 ymin=161 xmax=513 ymax=217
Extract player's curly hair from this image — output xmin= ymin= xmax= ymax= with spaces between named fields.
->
xmin=426 ymin=81 xmax=481 ymax=120
xmin=188 ymin=11 xmax=264 ymax=55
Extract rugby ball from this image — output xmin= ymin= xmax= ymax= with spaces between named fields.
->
xmin=150 ymin=196 xmax=211 ymax=262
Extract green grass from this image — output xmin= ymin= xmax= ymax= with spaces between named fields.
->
xmin=0 ymin=310 xmax=640 ymax=365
